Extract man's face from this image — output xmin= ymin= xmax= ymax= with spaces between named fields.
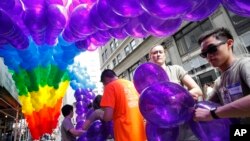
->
xmin=150 ymin=45 xmax=166 ymax=65
xmin=200 ymin=36 xmax=230 ymax=68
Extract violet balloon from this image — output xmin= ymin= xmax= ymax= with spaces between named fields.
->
xmin=141 ymin=13 xmax=182 ymax=37
xmin=133 ymin=62 xmax=169 ymax=94
xmin=69 ymin=4 xmax=96 ymax=39
xmin=140 ymin=0 xmax=193 ymax=19
xmin=75 ymin=39 xmax=90 ymax=51
xmin=189 ymin=101 xmax=233 ymax=141
xmin=90 ymin=4 xmax=109 ymax=31
xmin=124 ymin=17 xmax=148 ymax=38
xmin=108 ymin=0 xmax=144 ymax=17
xmin=0 ymin=0 xmax=15 ymax=11
xmin=0 ymin=10 xmax=29 ymax=50
xmin=184 ymin=0 xmax=220 ymax=21
xmin=108 ymin=27 xmax=127 ymax=39
xmin=46 ymin=4 xmax=67 ymax=45
xmin=146 ymin=122 xmax=179 ymax=141
xmin=139 ymin=82 xmax=195 ymax=128
xmin=97 ymin=0 xmax=129 ymax=28
xmin=222 ymin=0 xmax=250 ymax=17
xmin=23 ymin=7 xmax=47 ymax=45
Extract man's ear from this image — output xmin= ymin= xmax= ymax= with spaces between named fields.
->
xmin=227 ymin=39 xmax=234 ymax=50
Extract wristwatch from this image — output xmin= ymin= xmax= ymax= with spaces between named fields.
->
xmin=210 ymin=107 xmax=220 ymax=119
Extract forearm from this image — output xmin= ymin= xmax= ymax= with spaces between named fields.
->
xmin=216 ymin=95 xmax=250 ymax=118
xmin=189 ymin=87 xmax=203 ymax=101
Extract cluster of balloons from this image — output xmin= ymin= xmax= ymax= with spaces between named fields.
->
xmin=1 ymin=0 xmax=250 ymax=53
xmin=0 ymin=38 xmax=76 ymax=139
xmin=77 ymin=120 xmax=113 ymax=141
xmin=68 ymin=63 xmax=96 ymax=90
xmin=74 ymin=88 xmax=95 ymax=129
xmin=68 ymin=63 xmax=114 ymax=141
xmin=133 ymin=63 xmax=233 ymax=141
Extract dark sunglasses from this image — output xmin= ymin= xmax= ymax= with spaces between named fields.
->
xmin=200 ymin=41 xmax=226 ymax=58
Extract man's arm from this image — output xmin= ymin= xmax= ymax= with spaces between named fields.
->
xmin=194 ymin=95 xmax=250 ymax=121
xmin=102 ymin=107 xmax=113 ymax=122
xmin=82 ymin=109 xmax=104 ymax=130
xmin=69 ymin=128 xmax=85 ymax=136
xmin=182 ymin=74 xmax=203 ymax=101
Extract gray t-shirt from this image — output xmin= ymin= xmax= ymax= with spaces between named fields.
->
xmin=211 ymin=58 xmax=250 ymax=124
xmin=211 ymin=58 xmax=250 ymax=104
xmin=163 ymin=65 xmax=187 ymax=85
xmin=61 ymin=117 xmax=76 ymax=141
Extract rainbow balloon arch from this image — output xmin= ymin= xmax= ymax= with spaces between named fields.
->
xmin=0 ymin=0 xmax=249 ymax=140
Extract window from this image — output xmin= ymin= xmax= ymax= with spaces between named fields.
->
xmin=112 ymin=59 xmax=117 ymax=67
xmin=130 ymin=40 xmax=137 ymax=50
xmin=124 ymin=45 xmax=132 ymax=55
xmin=128 ymin=62 xmax=139 ymax=81
xmin=114 ymin=38 xmax=119 ymax=47
xmin=102 ymin=53 xmax=105 ymax=63
xmin=104 ymin=49 xmax=108 ymax=59
xmin=110 ymin=41 xmax=115 ymax=52
xmin=174 ymin=19 xmax=213 ymax=56
xmin=227 ymin=11 xmax=250 ymax=35
xmin=117 ymin=53 xmax=122 ymax=63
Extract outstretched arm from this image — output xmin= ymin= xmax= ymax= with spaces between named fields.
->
xmin=194 ymin=95 xmax=250 ymax=121
xmin=82 ymin=109 xmax=104 ymax=130
xmin=182 ymin=74 xmax=203 ymax=101
xmin=69 ymin=128 xmax=85 ymax=136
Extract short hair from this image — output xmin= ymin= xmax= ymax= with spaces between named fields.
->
xmin=61 ymin=104 xmax=73 ymax=117
xmin=93 ymin=95 xmax=102 ymax=110
xmin=100 ymin=69 xmax=117 ymax=83
xmin=198 ymin=27 xmax=234 ymax=45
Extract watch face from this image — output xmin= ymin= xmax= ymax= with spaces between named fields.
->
xmin=210 ymin=107 xmax=217 ymax=111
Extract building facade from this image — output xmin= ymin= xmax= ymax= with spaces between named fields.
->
xmin=98 ymin=6 xmax=250 ymax=88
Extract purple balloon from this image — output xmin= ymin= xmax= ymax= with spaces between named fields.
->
xmin=97 ymin=0 xmax=129 ymax=28
xmin=75 ymin=39 xmax=90 ymax=51
xmin=90 ymin=4 xmax=109 ymax=30
xmin=124 ymin=16 xmax=148 ymax=38
xmin=222 ymin=0 xmax=250 ymax=17
xmin=108 ymin=0 xmax=144 ymax=17
xmin=140 ymin=0 xmax=193 ymax=19
xmin=146 ymin=122 xmax=179 ymax=141
xmin=184 ymin=0 xmax=220 ymax=21
xmin=62 ymin=27 xmax=78 ymax=42
xmin=108 ymin=27 xmax=128 ymax=39
xmin=23 ymin=7 xmax=47 ymax=45
xmin=141 ymin=13 xmax=182 ymax=37
xmin=69 ymin=4 xmax=96 ymax=39
xmin=189 ymin=101 xmax=233 ymax=141
xmin=133 ymin=62 xmax=169 ymax=94
xmin=90 ymin=30 xmax=111 ymax=45
xmin=86 ymin=120 xmax=110 ymax=141
xmin=0 ymin=10 xmax=29 ymax=49
xmin=139 ymin=81 xmax=195 ymax=128
xmin=76 ymin=114 xmax=86 ymax=123
xmin=0 ymin=0 xmax=15 ymax=11
xmin=45 ymin=4 xmax=67 ymax=45
xmin=76 ymin=120 xmax=85 ymax=129
xmin=21 ymin=0 xmax=45 ymax=9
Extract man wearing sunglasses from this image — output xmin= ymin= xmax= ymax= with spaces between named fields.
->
xmin=194 ymin=27 xmax=250 ymax=124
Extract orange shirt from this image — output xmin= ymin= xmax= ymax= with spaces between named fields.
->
xmin=101 ymin=79 xmax=146 ymax=141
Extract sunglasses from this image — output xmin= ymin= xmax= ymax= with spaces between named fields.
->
xmin=200 ymin=41 xmax=226 ymax=58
